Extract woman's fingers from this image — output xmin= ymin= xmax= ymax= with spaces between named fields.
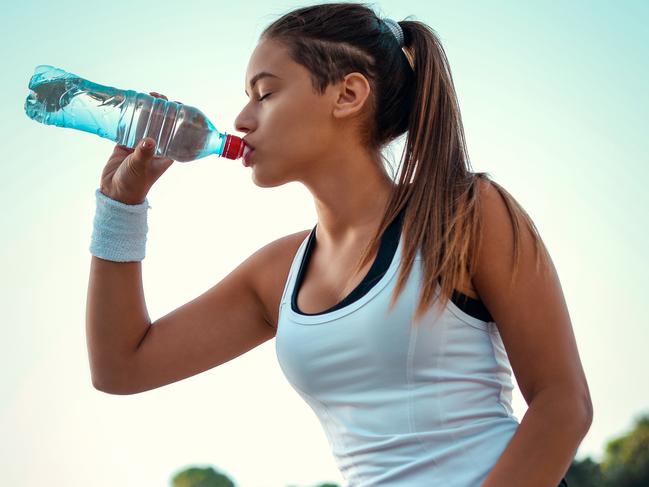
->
xmin=146 ymin=92 xmax=177 ymax=162
xmin=149 ymin=91 xmax=168 ymax=101
xmin=148 ymin=92 xmax=182 ymax=105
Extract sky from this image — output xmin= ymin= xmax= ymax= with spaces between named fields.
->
xmin=1 ymin=0 xmax=648 ymax=486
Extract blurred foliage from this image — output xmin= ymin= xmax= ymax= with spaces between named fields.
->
xmin=170 ymin=466 xmax=235 ymax=487
xmin=600 ymin=412 xmax=649 ymax=486
xmin=566 ymin=411 xmax=649 ymax=487
xmin=566 ymin=456 xmax=606 ymax=486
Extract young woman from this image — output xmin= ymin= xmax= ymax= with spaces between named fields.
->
xmin=86 ymin=3 xmax=591 ymax=486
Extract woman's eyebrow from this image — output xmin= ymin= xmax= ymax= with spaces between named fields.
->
xmin=245 ymin=72 xmax=281 ymax=96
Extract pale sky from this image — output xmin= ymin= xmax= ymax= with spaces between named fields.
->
xmin=1 ymin=1 xmax=648 ymax=486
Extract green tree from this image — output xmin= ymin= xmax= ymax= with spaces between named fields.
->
xmin=566 ymin=456 xmax=606 ymax=487
xmin=170 ymin=465 xmax=236 ymax=487
xmin=600 ymin=412 xmax=649 ymax=487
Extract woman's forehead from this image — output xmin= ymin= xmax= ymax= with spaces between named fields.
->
xmin=248 ymin=38 xmax=289 ymax=69
xmin=245 ymin=40 xmax=306 ymax=90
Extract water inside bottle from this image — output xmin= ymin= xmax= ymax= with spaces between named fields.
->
xmin=25 ymin=65 xmax=127 ymax=141
xmin=25 ymin=65 xmax=238 ymax=162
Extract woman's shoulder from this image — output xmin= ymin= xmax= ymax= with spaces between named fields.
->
xmin=247 ymin=228 xmax=312 ymax=329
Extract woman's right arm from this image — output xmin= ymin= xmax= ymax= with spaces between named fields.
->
xmin=86 ymin=257 xmax=151 ymax=392
xmin=85 ymin=90 xmax=277 ymax=395
xmin=86 ymin=244 xmax=276 ymax=395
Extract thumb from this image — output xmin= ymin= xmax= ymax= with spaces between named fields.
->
xmin=139 ymin=137 xmax=156 ymax=155
xmin=129 ymin=137 xmax=156 ymax=166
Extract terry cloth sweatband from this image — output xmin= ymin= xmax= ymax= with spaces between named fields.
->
xmin=89 ymin=188 xmax=151 ymax=262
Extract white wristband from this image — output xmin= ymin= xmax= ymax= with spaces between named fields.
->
xmin=89 ymin=189 xmax=151 ymax=262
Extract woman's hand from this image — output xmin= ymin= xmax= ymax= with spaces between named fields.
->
xmin=99 ymin=92 xmax=180 ymax=205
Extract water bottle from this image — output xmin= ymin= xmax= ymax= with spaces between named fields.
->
xmin=24 ymin=64 xmax=251 ymax=162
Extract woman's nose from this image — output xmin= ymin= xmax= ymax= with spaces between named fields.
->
xmin=234 ymin=108 xmax=255 ymax=134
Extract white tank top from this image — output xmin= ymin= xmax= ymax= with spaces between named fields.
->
xmin=275 ymin=223 xmax=521 ymax=486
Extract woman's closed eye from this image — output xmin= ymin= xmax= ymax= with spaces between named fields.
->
xmin=257 ymin=92 xmax=272 ymax=102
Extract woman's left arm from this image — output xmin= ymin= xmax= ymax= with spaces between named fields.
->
xmin=472 ymin=180 xmax=593 ymax=487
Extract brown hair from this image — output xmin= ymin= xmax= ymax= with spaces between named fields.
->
xmin=261 ymin=2 xmax=547 ymax=323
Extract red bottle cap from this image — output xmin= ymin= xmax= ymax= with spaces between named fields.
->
xmin=222 ymin=134 xmax=244 ymax=160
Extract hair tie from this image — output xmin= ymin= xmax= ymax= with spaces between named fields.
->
xmin=383 ymin=18 xmax=404 ymax=47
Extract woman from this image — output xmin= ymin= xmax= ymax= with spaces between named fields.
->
xmin=86 ymin=3 xmax=591 ymax=486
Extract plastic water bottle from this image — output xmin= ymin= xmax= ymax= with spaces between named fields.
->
xmin=24 ymin=64 xmax=250 ymax=162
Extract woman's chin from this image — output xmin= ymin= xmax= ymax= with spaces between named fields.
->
xmin=251 ymin=169 xmax=285 ymax=188
xmin=251 ymin=167 xmax=286 ymax=188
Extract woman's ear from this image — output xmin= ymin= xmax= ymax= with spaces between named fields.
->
xmin=331 ymin=72 xmax=371 ymax=120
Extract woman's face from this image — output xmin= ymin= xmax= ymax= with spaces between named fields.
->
xmin=234 ymin=37 xmax=350 ymax=188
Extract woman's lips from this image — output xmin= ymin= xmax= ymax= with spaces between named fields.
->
xmin=242 ymin=149 xmax=255 ymax=167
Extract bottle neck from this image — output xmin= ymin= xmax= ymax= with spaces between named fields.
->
xmin=215 ymin=133 xmax=244 ymax=159
xmin=203 ymin=126 xmax=230 ymax=158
